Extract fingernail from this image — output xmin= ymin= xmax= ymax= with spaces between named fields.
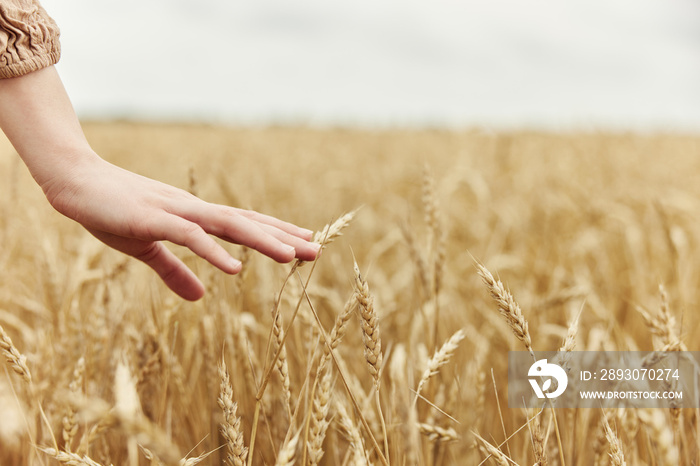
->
xmin=230 ymin=258 xmax=242 ymax=271
xmin=284 ymin=245 xmax=296 ymax=255
xmin=301 ymin=228 xmax=314 ymax=237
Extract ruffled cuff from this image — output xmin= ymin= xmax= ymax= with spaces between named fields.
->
xmin=0 ymin=0 xmax=60 ymax=79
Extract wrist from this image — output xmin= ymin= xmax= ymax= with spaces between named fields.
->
xmin=32 ymin=146 xmax=103 ymax=214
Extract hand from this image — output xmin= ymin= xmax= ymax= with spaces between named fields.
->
xmin=43 ymin=154 xmax=321 ymax=300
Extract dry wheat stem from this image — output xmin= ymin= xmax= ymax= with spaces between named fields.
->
xmin=302 ymin=295 xmax=354 ymax=466
xmin=250 ymin=237 xmax=325 ymax=466
xmin=295 ymin=271 xmax=389 ymax=466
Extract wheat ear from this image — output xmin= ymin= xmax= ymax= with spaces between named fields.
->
xmin=306 ymin=365 xmax=333 ymax=465
xmin=62 ymin=356 xmax=86 ymax=451
xmin=0 ymin=324 xmax=31 ymax=384
xmin=312 ymin=209 xmax=359 ymax=249
xmin=602 ymin=414 xmax=626 ymax=466
xmin=271 ymin=308 xmax=293 ymax=419
xmin=274 ymin=429 xmax=300 ymax=466
xmin=353 ymin=260 xmax=383 ymax=388
xmin=476 ymin=262 xmax=534 ymax=356
xmin=414 ymin=328 xmax=465 ymax=404
xmin=40 ymin=447 xmax=105 ymax=466
xmin=218 ymin=358 xmax=248 ymax=466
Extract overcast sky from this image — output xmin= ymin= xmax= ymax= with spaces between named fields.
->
xmin=42 ymin=0 xmax=700 ymax=131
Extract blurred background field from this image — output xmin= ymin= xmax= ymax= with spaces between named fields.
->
xmin=2 ymin=123 xmax=700 ymax=464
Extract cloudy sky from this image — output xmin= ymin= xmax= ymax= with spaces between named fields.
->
xmin=42 ymin=0 xmax=700 ymax=130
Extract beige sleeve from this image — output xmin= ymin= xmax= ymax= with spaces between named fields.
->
xmin=0 ymin=0 xmax=60 ymax=79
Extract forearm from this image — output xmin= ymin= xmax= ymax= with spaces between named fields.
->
xmin=0 ymin=66 xmax=97 ymax=196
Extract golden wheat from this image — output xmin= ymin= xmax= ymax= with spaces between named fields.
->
xmin=2 ymin=124 xmax=700 ymax=465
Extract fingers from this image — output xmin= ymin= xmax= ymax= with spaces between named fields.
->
xmin=233 ymin=208 xmax=315 ymax=241
xmin=145 ymin=214 xmax=243 ymax=274
xmin=87 ymin=229 xmax=208 ymax=301
xmin=134 ymin=242 xmax=206 ymax=301
xmin=177 ymin=203 xmax=320 ymax=263
xmin=256 ymin=222 xmax=320 ymax=262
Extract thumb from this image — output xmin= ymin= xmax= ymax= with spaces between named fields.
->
xmin=89 ymin=230 xmax=206 ymax=301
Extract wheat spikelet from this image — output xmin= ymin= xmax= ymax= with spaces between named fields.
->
xmin=271 ymin=308 xmax=292 ymax=418
xmin=306 ymin=364 xmax=333 ymax=465
xmin=432 ymin=227 xmax=446 ymax=301
xmin=63 ymin=356 xmax=86 ymax=451
xmin=317 ymin=294 xmax=355 ymax=373
xmin=179 ymin=452 xmax=213 ymax=466
xmin=312 ymin=209 xmax=358 ymax=248
xmin=422 ymin=164 xmax=446 ymax=302
xmin=422 ymin=163 xmax=438 ymax=243
xmin=415 ymin=328 xmax=465 ymax=401
xmin=40 ymin=447 xmax=106 ymax=466
xmin=638 ymin=409 xmax=678 ymax=466
xmin=335 ymin=401 xmax=369 ymax=466
xmin=0 ymin=323 xmax=31 ymax=384
xmin=554 ymin=309 xmax=581 ymax=374
xmin=218 ymin=359 xmax=248 ymax=466
xmin=602 ymin=414 xmax=626 ymax=466
xmin=473 ymin=432 xmax=511 ymax=466
xmin=417 ymin=423 xmax=459 ymax=442
xmin=274 ymin=429 xmax=300 ymax=466
xmin=476 ymin=262 xmax=534 ymax=355
xmin=400 ymin=221 xmax=430 ymax=294
xmin=527 ymin=409 xmax=547 ymax=466
xmin=353 ymin=260 xmax=383 ymax=388
xmin=113 ymin=358 xmax=181 ymax=465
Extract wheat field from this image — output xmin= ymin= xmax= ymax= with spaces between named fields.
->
xmin=1 ymin=123 xmax=700 ymax=465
